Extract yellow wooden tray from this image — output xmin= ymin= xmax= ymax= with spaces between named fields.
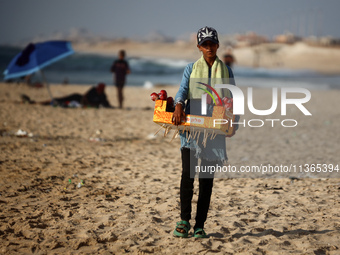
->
xmin=153 ymin=100 xmax=236 ymax=137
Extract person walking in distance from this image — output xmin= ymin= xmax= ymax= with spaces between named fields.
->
xmin=111 ymin=50 xmax=130 ymax=109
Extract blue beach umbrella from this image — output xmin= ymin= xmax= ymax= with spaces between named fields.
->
xmin=3 ymin=40 xmax=74 ymax=99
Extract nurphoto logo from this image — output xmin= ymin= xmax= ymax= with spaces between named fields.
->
xmin=200 ymin=84 xmax=312 ymax=128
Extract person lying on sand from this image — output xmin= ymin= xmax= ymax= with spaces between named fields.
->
xmin=21 ymin=82 xmax=113 ymax=108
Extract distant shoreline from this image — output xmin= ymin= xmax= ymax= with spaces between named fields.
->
xmin=73 ymin=41 xmax=340 ymax=75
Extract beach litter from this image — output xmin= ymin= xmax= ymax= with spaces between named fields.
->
xmin=65 ymin=173 xmax=85 ymax=189
xmin=14 ymin=129 xmax=34 ymax=138
xmin=88 ymin=130 xmax=105 ymax=142
xmin=146 ymin=133 xmax=157 ymax=140
xmin=15 ymin=129 xmax=27 ymax=137
xmin=89 ymin=137 xmax=105 ymax=142
xmin=77 ymin=180 xmax=85 ymax=188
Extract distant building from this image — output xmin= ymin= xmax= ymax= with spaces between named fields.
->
xmin=304 ymin=36 xmax=340 ymax=47
xmin=235 ymin=32 xmax=269 ymax=47
xmin=318 ymin=36 xmax=340 ymax=46
xmin=274 ymin=33 xmax=301 ymax=44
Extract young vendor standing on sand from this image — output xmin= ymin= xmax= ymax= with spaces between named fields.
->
xmin=172 ymin=26 xmax=235 ymax=238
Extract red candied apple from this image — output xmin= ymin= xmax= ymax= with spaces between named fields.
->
xmin=158 ymin=90 xmax=167 ymax=100
xmin=150 ymin=92 xmax=159 ymax=101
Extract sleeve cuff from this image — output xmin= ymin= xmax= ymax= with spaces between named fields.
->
xmin=175 ymin=100 xmax=185 ymax=108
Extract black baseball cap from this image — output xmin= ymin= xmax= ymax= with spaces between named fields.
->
xmin=197 ymin=26 xmax=219 ymax=45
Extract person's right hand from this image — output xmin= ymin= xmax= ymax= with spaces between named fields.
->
xmin=172 ymin=103 xmax=186 ymax=126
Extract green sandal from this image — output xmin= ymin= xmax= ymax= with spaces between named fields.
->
xmin=194 ymin=228 xmax=208 ymax=238
xmin=173 ymin=220 xmax=190 ymax=238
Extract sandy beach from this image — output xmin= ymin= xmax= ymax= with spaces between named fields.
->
xmin=0 ymin=82 xmax=339 ymax=254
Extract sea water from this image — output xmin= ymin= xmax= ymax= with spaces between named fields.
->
xmin=1 ymin=46 xmax=340 ymax=89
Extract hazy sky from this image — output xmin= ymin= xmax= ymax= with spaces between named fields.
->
xmin=1 ymin=0 xmax=339 ymax=45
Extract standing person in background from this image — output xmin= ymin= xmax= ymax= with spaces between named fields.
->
xmin=110 ymin=50 xmax=130 ymax=109
xmin=223 ymin=48 xmax=236 ymax=69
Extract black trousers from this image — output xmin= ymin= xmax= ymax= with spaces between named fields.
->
xmin=180 ymin=148 xmax=219 ymax=230
xmin=54 ymin=93 xmax=83 ymax=104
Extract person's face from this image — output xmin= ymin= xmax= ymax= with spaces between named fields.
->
xmin=197 ymin=41 xmax=219 ymax=58
xmin=119 ymin=53 xmax=125 ymax=60
xmin=224 ymin=56 xmax=232 ymax=62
